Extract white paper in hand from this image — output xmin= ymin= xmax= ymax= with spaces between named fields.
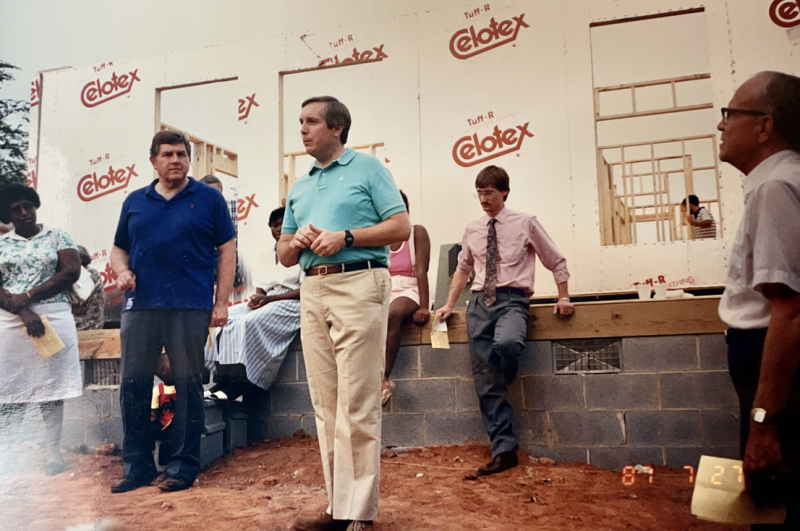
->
xmin=431 ymin=315 xmax=449 ymax=349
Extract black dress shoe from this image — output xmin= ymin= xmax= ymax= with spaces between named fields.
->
xmin=158 ymin=477 xmax=194 ymax=492
xmin=110 ymin=474 xmax=155 ymax=493
xmin=477 ymin=450 xmax=519 ymax=476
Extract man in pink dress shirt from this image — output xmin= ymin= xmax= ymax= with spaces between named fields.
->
xmin=436 ymin=165 xmax=574 ymax=476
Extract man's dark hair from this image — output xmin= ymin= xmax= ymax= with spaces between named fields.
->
xmin=150 ymin=130 xmax=192 ymax=158
xmin=0 ymin=183 xmax=40 ymax=224
xmin=680 ymin=194 xmax=700 ymax=207
xmin=200 ymin=175 xmax=222 ymax=188
xmin=301 ymin=96 xmax=352 ymax=144
xmin=399 ymin=190 xmax=409 ymax=212
xmin=475 ymin=165 xmax=510 ymax=200
xmin=269 ymin=207 xmax=285 ymax=227
xmin=755 ymin=71 xmax=800 ymax=152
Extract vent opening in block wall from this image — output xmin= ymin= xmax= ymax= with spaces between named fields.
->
xmin=88 ymin=359 xmax=121 ymax=386
xmin=553 ymin=338 xmax=622 ymax=374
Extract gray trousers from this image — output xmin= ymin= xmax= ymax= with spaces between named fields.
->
xmin=120 ymin=309 xmax=210 ymax=483
xmin=466 ymin=291 xmax=529 ymax=457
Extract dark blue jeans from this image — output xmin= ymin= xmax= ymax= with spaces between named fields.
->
xmin=120 ymin=309 xmax=210 ymax=483
xmin=727 ymin=328 xmax=800 ymax=529
xmin=466 ymin=291 xmax=529 ymax=457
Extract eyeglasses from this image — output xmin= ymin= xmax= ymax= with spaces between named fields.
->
xmin=720 ymin=107 xmax=767 ymax=123
xmin=473 ymin=191 xmax=497 ymax=200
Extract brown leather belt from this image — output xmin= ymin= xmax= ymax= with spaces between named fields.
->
xmin=495 ymin=287 xmax=527 ymax=297
xmin=305 ymin=259 xmax=387 ymax=277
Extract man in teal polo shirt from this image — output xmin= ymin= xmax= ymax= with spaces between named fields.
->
xmin=278 ymin=96 xmax=410 ymax=531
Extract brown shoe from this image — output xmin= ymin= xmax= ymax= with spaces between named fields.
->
xmin=346 ymin=521 xmax=374 ymax=531
xmin=293 ymin=512 xmax=350 ymax=531
xmin=477 ymin=450 xmax=519 ymax=476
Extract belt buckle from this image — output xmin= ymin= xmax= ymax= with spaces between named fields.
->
xmin=318 ymin=265 xmax=328 ymax=276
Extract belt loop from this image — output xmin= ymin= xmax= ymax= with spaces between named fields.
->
xmin=368 ymin=260 xmax=372 ymax=270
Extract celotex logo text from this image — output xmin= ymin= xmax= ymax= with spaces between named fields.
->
xmin=449 ymin=14 xmax=529 ymax=60
xmin=770 ymin=0 xmax=800 ymax=27
xmin=80 ymin=69 xmax=140 ymax=108
xmin=319 ymin=45 xmax=388 ymax=66
xmin=77 ymin=164 xmax=138 ymax=202
xmin=452 ymin=122 xmax=534 ymax=168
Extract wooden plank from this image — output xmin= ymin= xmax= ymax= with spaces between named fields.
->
xmin=596 ymin=103 xmax=713 ymax=121
xmin=77 ymin=330 xmax=121 ymax=360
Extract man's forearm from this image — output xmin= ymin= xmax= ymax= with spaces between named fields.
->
xmin=277 ymin=236 xmax=300 ymax=267
xmin=351 ymin=212 xmax=410 ymax=247
xmin=753 ymin=293 xmax=800 ymax=414
xmin=214 ymin=239 xmax=236 ymax=306
xmin=110 ymin=246 xmax=130 ymax=276
xmin=556 ymin=281 xmax=570 ymax=299
xmin=445 ymin=270 xmax=471 ymax=308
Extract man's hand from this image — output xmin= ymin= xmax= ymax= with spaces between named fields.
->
xmin=413 ymin=307 xmax=431 ymax=325
xmin=309 ymin=225 xmax=346 ymax=257
xmin=19 ymin=308 xmax=45 ymax=338
xmin=553 ymin=298 xmax=574 ymax=316
xmin=5 ymin=293 xmax=30 ymax=314
xmin=290 ymin=224 xmax=321 ymax=251
xmin=685 ymin=214 xmax=695 ymax=226
xmin=116 ymin=270 xmax=136 ymax=291
xmin=434 ymin=304 xmax=454 ymax=322
xmin=210 ymin=302 xmax=229 ymax=328
xmin=743 ymin=422 xmax=789 ymax=506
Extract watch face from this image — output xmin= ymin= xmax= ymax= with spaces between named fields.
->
xmin=752 ymin=408 xmax=767 ymax=423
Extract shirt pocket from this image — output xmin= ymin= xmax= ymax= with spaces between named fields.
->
xmin=501 ymin=232 xmax=529 ymax=267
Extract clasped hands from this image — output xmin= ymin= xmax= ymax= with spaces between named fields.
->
xmin=290 ymin=224 xmax=345 ymax=258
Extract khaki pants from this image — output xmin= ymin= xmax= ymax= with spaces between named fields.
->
xmin=300 ymin=268 xmax=390 ymax=521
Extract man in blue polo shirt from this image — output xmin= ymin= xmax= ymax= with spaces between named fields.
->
xmin=109 ymin=130 xmax=236 ymax=494
xmin=278 ymin=96 xmax=410 ymax=531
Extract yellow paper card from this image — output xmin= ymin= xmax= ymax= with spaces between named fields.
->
xmin=30 ymin=316 xmax=65 ymax=359
xmin=691 ymin=455 xmax=786 ymax=525
xmin=430 ymin=316 xmax=450 ymax=349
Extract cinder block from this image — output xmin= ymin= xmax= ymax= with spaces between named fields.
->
xmin=391 ymin=346 xmax=420 ymax=379
xmin=271 ymin=383 xmax=313 ymax=415
xmin=200 ymin=431 xmax=224 ymax=469
xmin=508 ymin=379 xmax=524 ymax=412
xmin=203 ymin=400 xmax=226 ymax=433
xmin=456 ymin=378 xmax=480 ymax=412
xmin=275 ymin=350 xmax=298 ymax=383
xmin=392 ymin=379 xmax=456 ymax=413
xmin=288 ymin=334 xmax=303 ymax=352
xmin=523 ymin=375 xmax=584 ymax=410
xmin=61 ymin=419 xmax=87 ymax=447
xmin=665 ymin=446 xmax=740 ymax=469
xmin=521 ymin=445 xmax=588 ymax=464
xmin=64 ymin=390 xmax=112 ymax=420
xmin=518 ymin=341 xmax=552 ymax=375
xmin=589 ymin=447 xmax=664 ymax=471
xmin=297 ymin=352 xmax=307 ymax=382
xmin=699 ymin=334 xmax=728 ymax=370
xmin=382 ymin=413 xmax=425 ymax=447
xmin=301 ymin=415 xmax=318 ymax=438
xmin=585 ymin=374 xmax=658 ymax=410
xmin=224 ymin=418 xmax=248 ymax=454
xmin=112 ymin=388 xmax=121 ymax=418
xmin=702 ymin=409 xmax=740 ymax=447
xmin=99 ymin=418 xmax=124 ymax=447
xmin=550 ymin=411 xmax=624 ymax=446
xmin=516 ymin=410 xmax=549 ymax=445
xmin=660 ymin=372 xmax=738 ymax=409
xmin=420 ymin=344 xmax=472 ymax=378
xmin=626 ymin=410 xmax=701 ymax=446
xmin=266 ymin=416 xmax=302 ymax=439
xmin=425 ymin=412 xmax=488 ymax=446
xmin=622 ymin=336 xmax=697 ymax=372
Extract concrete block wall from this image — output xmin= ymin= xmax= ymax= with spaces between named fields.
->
xmin=250 ymin=333 xmax=740 ymax=471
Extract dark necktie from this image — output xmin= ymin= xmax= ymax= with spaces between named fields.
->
xmin=483 ymin=218 xmax=498 ymax=306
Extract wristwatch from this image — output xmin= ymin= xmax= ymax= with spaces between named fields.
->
xmin=344 ymin=230 xmax=354 ymax=248
xmin=751 ymin=407 xmax=775 ymax=424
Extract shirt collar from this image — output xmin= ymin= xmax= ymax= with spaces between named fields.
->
xmin=743 ymin=149 xmax=797 ymax=200
xmin=4 ymin=224 xmax=52 ymax=242
xmin=484 ymin=205 xmax=509 ymax=225
xmin=309 ymin=148 xmax=355 ymax=175
xmin=146 ymin=176 xmax=197 ymax=199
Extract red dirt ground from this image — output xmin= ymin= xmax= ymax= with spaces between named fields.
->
xmin=0 ymin=433 xmax=746 ymax=531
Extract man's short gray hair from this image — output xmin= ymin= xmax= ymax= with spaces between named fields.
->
xmin=755 ymin=71 xmax=800 ymax=152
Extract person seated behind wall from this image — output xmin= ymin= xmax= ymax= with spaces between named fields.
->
xmin=205 ymin=207 xmax=302 ymax=397
xmin=681 ymin=194 xmax=716 ymax=239
xmin=381 ymin=190 xmax=430 ymax=406
xmin=151 ymin=353 xmax=176 ymax=468
xmin=71 ymin=245 xmax=106 ymax=330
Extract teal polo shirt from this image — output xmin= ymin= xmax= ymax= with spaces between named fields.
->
xmin=282 ymin=148 xmax=406 ymax=270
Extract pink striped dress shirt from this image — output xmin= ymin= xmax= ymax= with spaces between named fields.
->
xmin=456 ymin=206 xmax=569 ymax=297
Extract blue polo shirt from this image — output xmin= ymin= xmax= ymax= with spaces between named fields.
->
xmin=114 ymin=177 xmax=236 ymax=311
xmin=282 ymin=148 xmax=406 ymax=270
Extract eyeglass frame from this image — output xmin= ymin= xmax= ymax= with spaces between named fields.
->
xmin=720 ymin=107 xmax=768 ymax=123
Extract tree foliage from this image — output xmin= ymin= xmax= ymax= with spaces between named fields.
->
xmin=0 ymin=61 xmax=29 ymax=189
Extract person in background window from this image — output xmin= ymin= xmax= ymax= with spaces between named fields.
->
xmin=71 ymin=245 xmax=105 ymax=330
xmin=381 ymin=190 xmax=430 ymax=407
xmin=681 ymin=194 xmax=717 ymax=239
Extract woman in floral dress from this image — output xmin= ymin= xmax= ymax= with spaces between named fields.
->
xmin=0 ymin=184 xmax=82 ymax=476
